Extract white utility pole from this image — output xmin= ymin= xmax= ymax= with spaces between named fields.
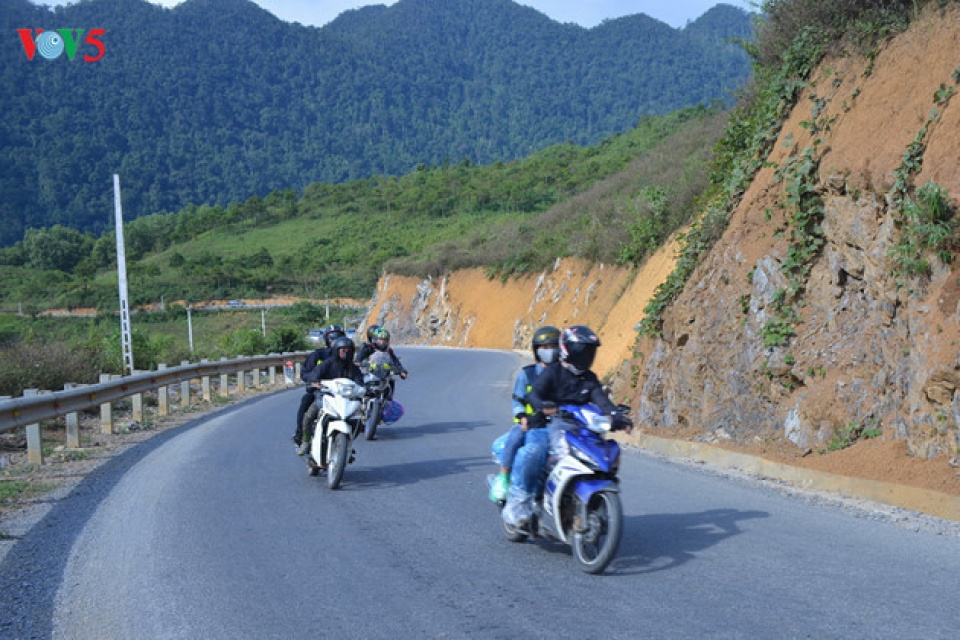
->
xmin=113 ymin=174 xmax=134 ymax=375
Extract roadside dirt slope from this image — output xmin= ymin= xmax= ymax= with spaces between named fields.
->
xmin=365 ymin=5 xmax=960 ymax=501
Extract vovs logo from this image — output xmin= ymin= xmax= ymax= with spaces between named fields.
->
xmin=16 ymin=29 xmax=106 ymax=62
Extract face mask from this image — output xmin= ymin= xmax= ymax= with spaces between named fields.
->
xmin=537 ymin=347 xmax=559 ymax=364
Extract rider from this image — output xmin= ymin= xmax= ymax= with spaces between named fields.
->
xmin=293 ymin=324 xmax=345 ymax=451
xmin=502 ymin=325 xmax=632 ymax=528
xmin=489 ymin=325 xmax=560 ymax=503
xmin=356 ymin=326 xmax=408 ymax=396
xmin=299 ymin=336 xmax=365 ymax=458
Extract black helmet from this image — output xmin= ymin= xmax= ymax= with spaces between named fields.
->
xmin=559 ymin=325 xmax=600 ymax=373
xmin=371 ymin=327 xmax=391 ymax=351
xmin=531 ymin=325 xmax=560 ymax=362
xmin=324 ymin=324 xmax=345 ymax=347
xmin=366 ymin=324 xmax=382 ymax=343
xmin=331 ymin=336 xmax=355 ymax=362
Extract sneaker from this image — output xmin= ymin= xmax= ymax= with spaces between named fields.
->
xmin=489 ymin=472 xmax=509 ymax=503
xmin=297 ymin=441 xmax=310 ymax=456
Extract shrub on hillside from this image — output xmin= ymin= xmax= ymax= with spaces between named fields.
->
xmin=0 ymin=339 xmax=106 ymax=396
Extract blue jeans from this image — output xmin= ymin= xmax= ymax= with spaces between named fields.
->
xmin=502 ymin=428 xmax=550 ymax=526
xmin=509 ymin=428 xmax=550 ymax=494
xmin=500 ymin=424 xmax=526 ymax=471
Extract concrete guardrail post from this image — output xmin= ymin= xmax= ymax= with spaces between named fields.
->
xmin=237 ymin=366 xmax=246 ymax=392
xmin=99 ymin=373 xmax=113 ymax=434
xmin=131 ymin=373 xmax=144 ymax=423
xmin=24 ymin=388 xmax=43 ymax=465
xmin=180 ymin=361 xmax=191 ymax=407
xmin=64 ymin=382 xmax=80 ymax=449
xmin=219 ymin=358 xmax=229 ymax=398
xmin=201 ymin=359 xmax=211 ymax=402
xmin=157 ymin=363 xmax=169 ymax=416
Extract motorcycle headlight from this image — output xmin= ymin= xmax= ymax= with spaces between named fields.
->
xmin=570 ymin=444 xmax=600 ymax=471
xmin=585 ymin=413 xmax=613 ymax=434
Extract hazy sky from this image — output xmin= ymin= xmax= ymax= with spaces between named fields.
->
xmin=36 ymin=1 xmax=757 ymax=30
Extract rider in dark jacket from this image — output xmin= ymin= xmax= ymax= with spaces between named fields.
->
xmin=292 ymin=325 xmax=344 ymax=449
xmin=298 ymin=336 xmax=364 ymax=456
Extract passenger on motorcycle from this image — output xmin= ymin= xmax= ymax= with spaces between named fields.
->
xmin=293 ymin=325 xmax=345 ymax=453
xmin=299 ymin=336 xmax=365 ymax=457
xmin=356 ymin=327 xmax=408 ymax=397
xmin=502 ymin=325 xmax=632 ymax=527
xmin=488 ymin=325 xmax=560 ymax=503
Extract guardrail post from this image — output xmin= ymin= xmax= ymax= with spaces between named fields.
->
xmin=219 ymin=358 xmax=229 ymax=397
xmin=295 ymin=361 xmax=302 ymax=379
xmin=131 ymin=373 xmax=144 ymax=423
xmin=99 ymin=374 xmax=113 ymax=434
xmin=237 ymin=366 xmax=246 ymax=392
xmin=252 ymin=362 xmax=262 ymax=389
xmin=201 ymin=359 xmax=211 ymax=402
xmin=157 ymin=363 xmax=169 ymax=416
xmin=64 ymin=382 xmax=80 ymax=449
xmin=24 ymin=389 xmax=43 ymax=464
xmin=180 ymin=360 xmax=191 ymax=407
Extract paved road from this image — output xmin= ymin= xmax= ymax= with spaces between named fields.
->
xmin=1 ymin=348 xmax=958 ymax=639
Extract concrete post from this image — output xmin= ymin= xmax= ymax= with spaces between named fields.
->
xmin=157 ymin=363 xmax=169 ymax=416
xmin=180 ymin=360 xmax=191 ymax=407
xmin=64 ymin=382 xmax=80 ymax=449
xmin=99 ymin=373 xmax=113 ymax=434
xmin=201 ymin=359 xmax=211 ymax=402
xmin=219 ymin=358 xmax=230 ymax=398
xmin=24 ymin=389 xmax=43 ymax=464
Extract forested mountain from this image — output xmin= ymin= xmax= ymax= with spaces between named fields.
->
xmin=0 ymin=0 xmax=753 ymax=246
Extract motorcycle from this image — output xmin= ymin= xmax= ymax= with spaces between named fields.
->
xmin=301 ymin=377 xmax=367 ymax=490
xmin=489 ymin=403 xmax=630 ymax=574
xmin=360 ymin=351 xmax=397 ymax=441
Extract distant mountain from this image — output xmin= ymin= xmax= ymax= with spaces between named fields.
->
xmin=0 ymin=0 xmax=753 ymax=245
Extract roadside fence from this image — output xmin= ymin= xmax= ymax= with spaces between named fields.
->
xmin=0 ymin=352 xmax=308 ymax=465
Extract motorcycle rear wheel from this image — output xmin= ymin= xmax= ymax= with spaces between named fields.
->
xmin=571 ymin=491 xmax=622 ymax=574
xmin=327 ymin=432 xmax=349 ymax=490
xmin=364 ymin=399 xmax=382 ymax=440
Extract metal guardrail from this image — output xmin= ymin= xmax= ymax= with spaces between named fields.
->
xmin=0 ymin=352 xmax=308 ymax=464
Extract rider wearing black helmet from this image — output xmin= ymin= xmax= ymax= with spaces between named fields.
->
xmin=298 ymin=336 xmax=364 ymax=456
xmin=502 ymin=326 xmax=632 ymax=526
xmin=527 ymin=326 xmax=621 ymax=415
xmin=292 ymin=324 xmax=346 ymax=451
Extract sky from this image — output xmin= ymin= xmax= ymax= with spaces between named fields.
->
xmin=35 ymin=1 xmax=757 ymax=30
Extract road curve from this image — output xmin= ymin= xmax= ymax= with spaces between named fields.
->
xmin=0 ymin=348 xmax=957 ymax=639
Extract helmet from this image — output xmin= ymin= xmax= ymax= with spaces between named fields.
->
xmin=331 ymin=336 xmax=355 ymax=362
xmin=324 ymin=324 xmax=345 ymax=347
xmin=366 ymin=324 xmax=382 ymax=342
xmin=559 ymin=325 xmax=600 ymax=373
xmin=531 ymin=325 xmax=560 ymax=363
xmin=371 ymin=327 xmax=391 ymax=351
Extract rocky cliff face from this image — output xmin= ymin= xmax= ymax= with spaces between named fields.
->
xmin=367 ymin=6 xmax=960 ymax=467
xmin=631 ymin=6 xmax=960 ymax=461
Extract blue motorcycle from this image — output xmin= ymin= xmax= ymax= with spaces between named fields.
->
xmin=491 ymin=403 xmax=630 ymax=574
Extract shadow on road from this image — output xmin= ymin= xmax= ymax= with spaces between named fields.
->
xmin=609 ymin=508 xmax=770 ymax=575
xmin=339 ymin=455 xmax=492 ymax=488
xmin=373 ymin=420 xmax=492 ymax=439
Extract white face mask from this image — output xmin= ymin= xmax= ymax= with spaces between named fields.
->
xmin=537 ymin=347 xmax=559 ymax=364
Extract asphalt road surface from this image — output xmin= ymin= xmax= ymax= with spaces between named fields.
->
xmin=1 ymin=347 xmax=958 ymax=639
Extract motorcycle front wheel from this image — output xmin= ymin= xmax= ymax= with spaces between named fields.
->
xmin=571 ymin=491 xmax=623 ymax=574
xmin=327 ymin=432 xmax=349 ymax=490
xmin=364 ymin=398 xmax=382 ymax=440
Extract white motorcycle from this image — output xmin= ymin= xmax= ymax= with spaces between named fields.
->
xmin=301 ymin=378 xmax=367 ymax=490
